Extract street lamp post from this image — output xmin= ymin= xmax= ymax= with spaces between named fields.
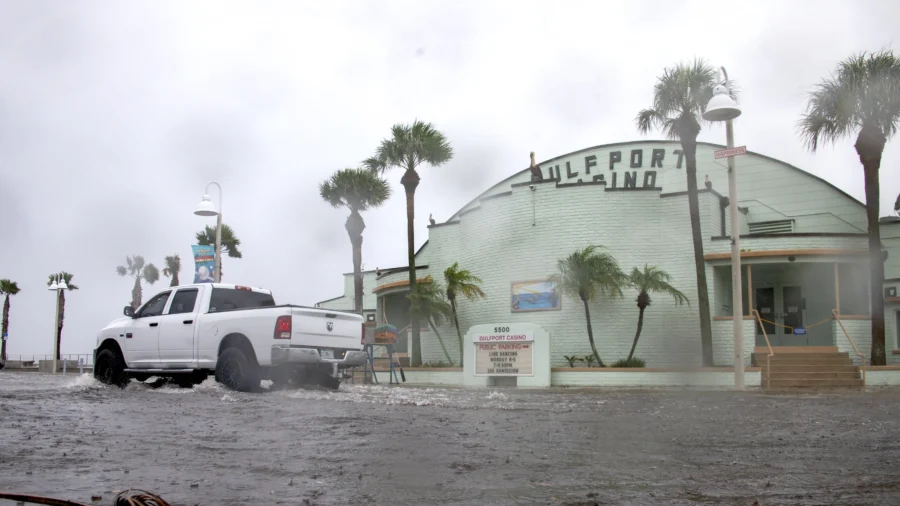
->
xmin=195 ymin=182 xmax=223 ymax=283
xmin=47 ymin=274 xmax=68 ymax=374
xmin=703 ymin=66 xmax=745 ymax=390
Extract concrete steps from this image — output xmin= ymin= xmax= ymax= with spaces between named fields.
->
xmin=758 ymin=348 xmax=863 ymax=390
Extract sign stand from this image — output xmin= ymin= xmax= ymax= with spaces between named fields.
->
xmin=463 ymin=323 xmax=550 ymax=387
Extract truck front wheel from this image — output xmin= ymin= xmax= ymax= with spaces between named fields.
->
xmin=215 ymin=347 xmax=260 ymax=393
xmin=94 ymin=349 xmax=128 ymax=388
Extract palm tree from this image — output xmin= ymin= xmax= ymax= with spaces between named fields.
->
xmin=443 ymin=262 xmax=486 ymax=366
xmin=320 ymin=168 xmax=391 ymax=313
xmin=552 ymin=245 xmax=626 ymax=367
xmin=47 ymin=272 xmax=78 ymax=361
xmin=0 ymin=279 xmax=21 ymax=361
xmin=116 ymin=255 xmax=160 ymax=310
xmin=407 ymin=276 xmax=455 ymax=365
xmin=196 ymin=223 xmax=242 ymax=281
xmin=162 ymin=254 xmax=181 ymax=287
xmin=626 ymin=264 xmax=689 ymax=361
xmin=636 ymin=58 xmax=731 ymax=366
xmin=364 ymin=120 xmax=454 ymax=366
xmin=799 ymin=50 xmax=900 ymax=366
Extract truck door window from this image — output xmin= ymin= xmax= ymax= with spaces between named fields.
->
xmin=167 ymin=288 xmax=199 ymax=315
xmin=136 ymin=291 xmax=172 ymax=318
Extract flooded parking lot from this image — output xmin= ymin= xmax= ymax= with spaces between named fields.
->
xmin=1 ymin=371 xmax=899 ymax=505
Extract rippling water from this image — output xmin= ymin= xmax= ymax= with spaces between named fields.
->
xmin=1 ymin=371 xmax=899 ymax=505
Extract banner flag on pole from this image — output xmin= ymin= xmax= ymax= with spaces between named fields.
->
xmin=192 ymin=245 xmax=216 ymax=283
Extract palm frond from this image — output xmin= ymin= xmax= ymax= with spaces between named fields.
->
xmin=629 ymin=264 xmax=689 ymax=306
xmin=367 ymin=120 xmax=454 ymax=174
xmin=408 ymin=276 xmax=453 ymax=325
xmin=553 ymin=245 xmax=626 ymax=302
xmin=197 ymin=224 xmax=243 ymax=258
xmin=319 ymin=167 xmax=392 ymax=212
xmin=443 ymin=262 xmax=487 ymax=301
xmin=637 ymin=59 xmax=720 ymax=141
xmin=143 ymin=264 xmax=160 ymax=285
xmin=0 ymin=279 xmax=21 ymax=295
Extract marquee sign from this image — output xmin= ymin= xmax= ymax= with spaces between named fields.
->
xmin=473 ymin=329 xmax=534 ymax=376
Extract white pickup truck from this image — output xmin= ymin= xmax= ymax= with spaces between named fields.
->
xmin=92 ymin=283 xmax=366 ymax=392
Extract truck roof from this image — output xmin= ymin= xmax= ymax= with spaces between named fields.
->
xmin=175 ymin=283 xmax=272 ymax=295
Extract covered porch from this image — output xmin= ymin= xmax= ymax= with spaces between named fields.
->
xmin=710 ymin=250 xmax=871 ymax=359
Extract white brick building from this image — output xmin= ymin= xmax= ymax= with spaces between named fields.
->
xmin=318 ymin=140 xmax=900 ymax=367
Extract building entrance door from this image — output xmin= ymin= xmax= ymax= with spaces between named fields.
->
xmin=755 ymin=285 xmax=805 ymax=346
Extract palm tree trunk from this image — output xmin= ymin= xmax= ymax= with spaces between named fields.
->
xmin=857 ymin=126 xmax=887 ymax=366
xmin=401 ymin=169 xmax=422 ymax=367
xmin=170 ymin=271 xmax=179 ymax=287
xmin=628 ymin=305 xmax=647 ymax=361
xmin=1 ymin=294 xmax=9 ymax=361
xmin=345 ymin=210 xmax=366 ymax=314
xmin=131 ymin=276 xmax=142 ymax=310
xmin=56 ymin=291 xmax=65 ymax=361
xmin=581 ymin=297 xmax=604 ymax=367
xmin=682 ymin=138 xmax=714 ymax=366
xmin=428 ymin=318 xmax=454 ymax=365
xmin=450 ymin=296 xmax=464 ymax=366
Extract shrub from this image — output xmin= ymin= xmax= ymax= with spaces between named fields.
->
xmin=563 ymin=355 xmax=583 ymax=368
xmin=611 ymin=357 xmax=646 ymax=368
xmin=421 ymin=360 xmax=454 ymax=368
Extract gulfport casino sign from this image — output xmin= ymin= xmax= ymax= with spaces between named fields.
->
xmin=473 ymin=329 xmax=534 ymax=376
xmin=541 ymin=146 xmax=688 ymax=190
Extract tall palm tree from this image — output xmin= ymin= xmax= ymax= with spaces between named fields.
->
xmin=320 ymin=168 xmax=391 ymax=313
xmin=196 ymin=223 xmax=242 ymax=281
xmin=116 ymin=255 xmax=160 ymax=309
xmin=0 ymin=279 xmax=21 ymax=361
xmin=364 ymin=120 xmax=454 ymax=366
xmin=799 ymin=50 xmax=900 ymax=366
xmin=162 ymin=254 xmax=181 ymax=287
xmin=552 ymin=245 xmax=626 ymax=367
xmin=47 ymin=272 xmax=78 ymax=361
xmin=407 ymin=276 xmax=455 ymax=365
xmin=443 ymin=261 xmax=486 ymax=366
xmin=636 ymin=58 xmax=731 ymax=366
xmin=626 ymin=265 xmax=689 ymax=361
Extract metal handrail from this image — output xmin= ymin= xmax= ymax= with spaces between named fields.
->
xmin=832 ymin=309 xmax=866 ymax=384
xmin=751 ymin=309 xmax=775 ymax=386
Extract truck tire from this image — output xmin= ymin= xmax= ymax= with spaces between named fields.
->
xmin=94 ymin=349 xmax=129 ymax=388
xmin=215 ymin=347 xmax=260 ymax=393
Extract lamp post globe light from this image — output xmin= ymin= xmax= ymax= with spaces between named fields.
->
xmin=47 ymin=274 xmax=67 ymax=373
xmin=702 ymin=67 xmax=745 ymax=390
xmin=194 ymin=182 xmax=223 ymax=284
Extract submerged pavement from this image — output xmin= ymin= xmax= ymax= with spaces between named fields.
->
xmin=1 ymin=372 xmax=899 ymax=505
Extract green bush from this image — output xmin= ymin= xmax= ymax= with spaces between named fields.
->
xmin=421 ymin=360 xmax=454 ymax=368
xmin=611 ymin=357 xmax=646 ymax=368
xmin=563 ymin=355 xmax=583 ymax=368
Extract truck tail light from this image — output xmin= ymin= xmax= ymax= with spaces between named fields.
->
xmin=361 ymin=323 xmax=366 ymax=344
xmin=274 ymin=315 xmax=292 ymax=339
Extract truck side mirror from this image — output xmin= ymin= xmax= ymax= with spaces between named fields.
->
xmin=124 ymin=306 xmax=135 ymax=318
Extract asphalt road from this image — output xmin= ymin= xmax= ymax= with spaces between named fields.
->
xmin=1 ymin=372 xmax=899 ymax=505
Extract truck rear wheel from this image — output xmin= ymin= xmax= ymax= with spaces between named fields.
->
xmin=94 ymin=349 xmax=129 ymax=388
xmin=215 ymin=347 xmax=260 ymax=392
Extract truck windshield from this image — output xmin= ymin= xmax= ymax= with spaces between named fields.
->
xmin=208 ymin=287 xmax=276 ymax=312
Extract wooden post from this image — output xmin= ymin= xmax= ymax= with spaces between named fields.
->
xmin=834 ymin=263 xmax=840 ymax=314
xmin=746 ymin=264 xmax=752 ymax=316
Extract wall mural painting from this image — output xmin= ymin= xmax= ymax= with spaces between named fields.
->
xmin=511 ymin=280 xmax=561 ymax=312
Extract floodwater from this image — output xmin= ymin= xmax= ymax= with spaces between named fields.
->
xmin=1 ymin=372 xmax=900 ymax=505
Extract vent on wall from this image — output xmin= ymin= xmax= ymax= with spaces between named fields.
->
xmin=748 ymin=219 xmax=794 ymax=234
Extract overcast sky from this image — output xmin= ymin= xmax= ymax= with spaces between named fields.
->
xmin=1 ymin=0 xmax=899 ymax=358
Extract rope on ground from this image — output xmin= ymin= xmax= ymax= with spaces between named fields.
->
xmin=0 ymin=490 xmax=170 ymax=506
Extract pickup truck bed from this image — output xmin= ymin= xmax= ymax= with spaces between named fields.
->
xmin=93 ymin=283 xmax=366 ymax=392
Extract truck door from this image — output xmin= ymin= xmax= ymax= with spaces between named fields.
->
xmin=158 ymin=287 xmax=200 ymax=366
xmin=124 ymin=290 xmax=171 ymax=367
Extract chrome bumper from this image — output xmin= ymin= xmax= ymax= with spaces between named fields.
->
xmin=271 ymin=346 xmax=367 ymax=368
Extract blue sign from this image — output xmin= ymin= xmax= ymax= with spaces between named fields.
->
xmin=1 ymin=332 xmax=7 ymax=341
xmin=192 ymin=245 xmax=216 ymax=283
xmin=793 ymin=328 xmax=807 ymax=335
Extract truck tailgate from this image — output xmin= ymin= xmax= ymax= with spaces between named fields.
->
xmin=290 ymin=307 xmax=362 ymax=349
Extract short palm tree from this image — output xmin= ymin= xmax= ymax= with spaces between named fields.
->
xmin=364 ymin=120 xmax=454 ymax=367
xmin=1 ymin=279 xmax=21 ymax=361
xmin=320 ymin=167 xmax=391 ymax=313
xmin=636 ymin=58 xmax=731 ymax=366
xmin=443 ymin=262 xmax=486 ymax=366
xmin=162 ymin=254 xmax=181 ymax=287
xmin=552 ymin=245 xmax=626 ymax=367
xmin=196 ymin=223 xmax=242 ymax=281
xmin=407 ymin=276 xmax=455 ymax=365
xmin=799 ymin=50 xmax=900 ymax=366
xmin=626 ymin=265 xmax=689 ymax=361
xmin=47 ymin=272 xmax=78 ymax=361
xmin=116 ymin=255 xmax=160 ymax=309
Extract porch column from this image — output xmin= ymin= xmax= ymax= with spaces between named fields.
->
xmin=746 ymin=265 xmax=752 ymax=316
xmin=834 ymin=263 xmax=840 ymax=313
